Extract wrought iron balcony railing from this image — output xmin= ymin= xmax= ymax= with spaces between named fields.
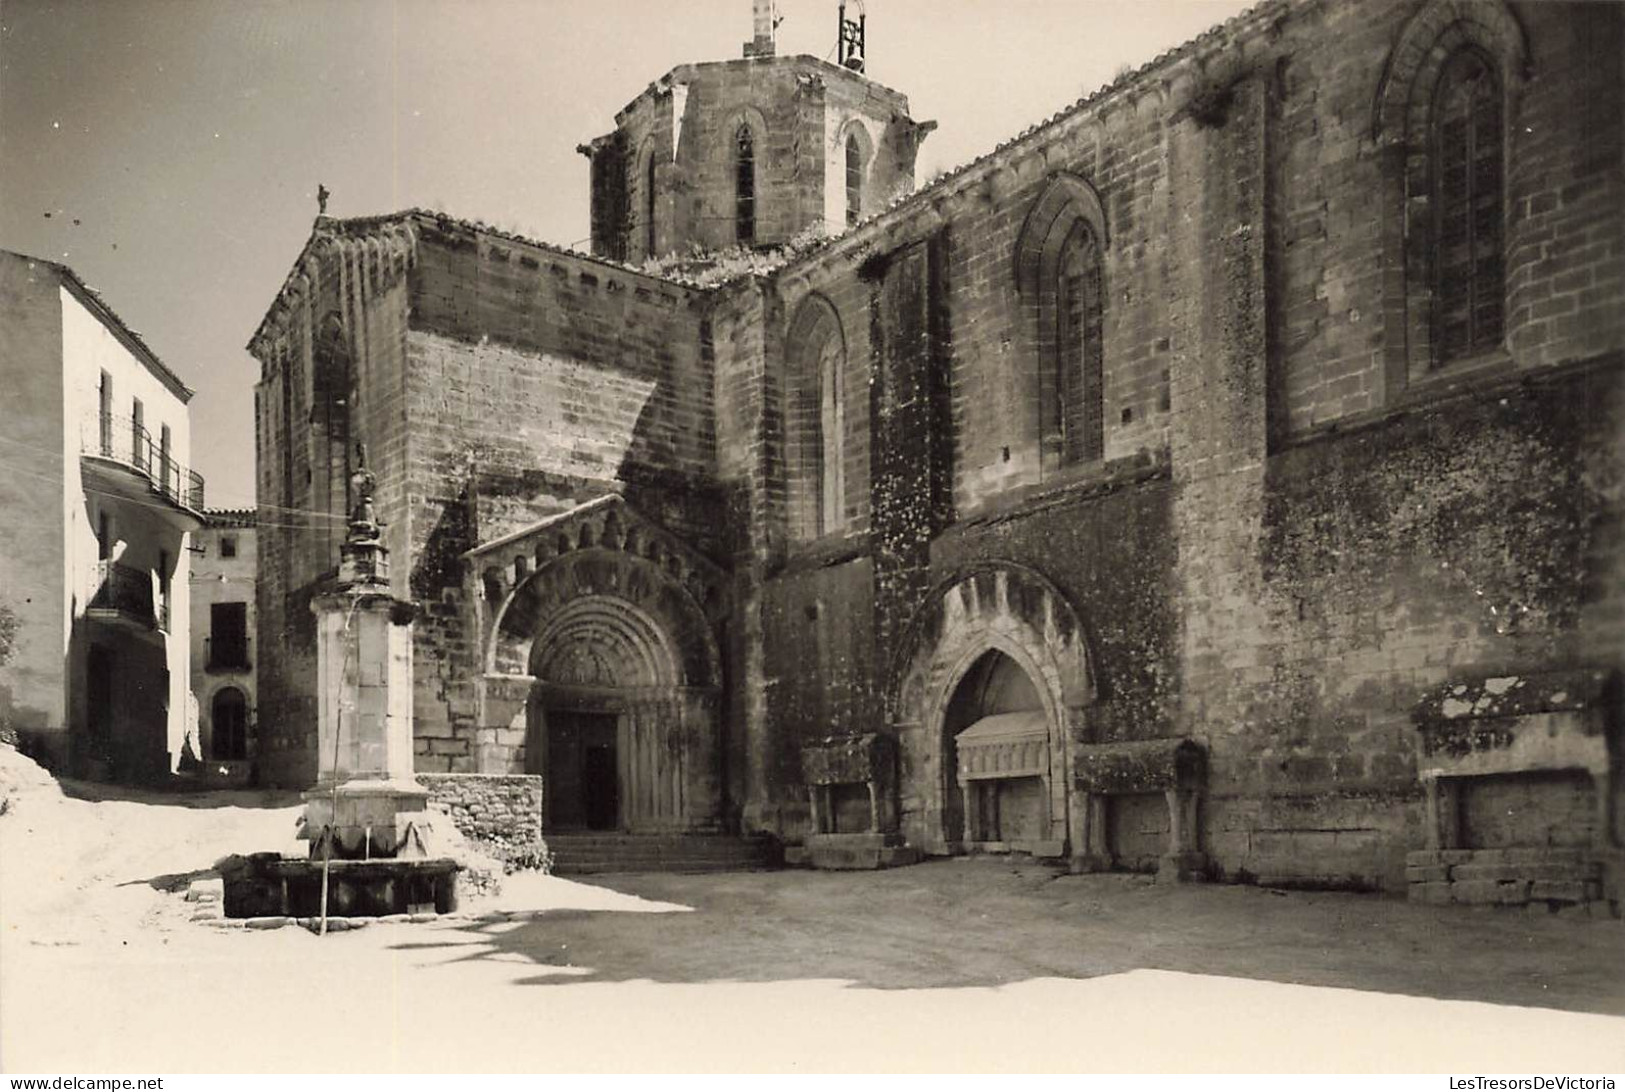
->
xmin=85 ymin=412 xmax=205 ymax=512
xmin=88 ymin=559 xmax=161 ymax=631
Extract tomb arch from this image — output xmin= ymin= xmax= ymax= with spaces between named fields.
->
xmin=890 ymin=563 xmax=1096 ymax=855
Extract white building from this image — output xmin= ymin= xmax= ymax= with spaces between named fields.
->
xmin=0 ymin=249 xmax=203 ymax=781
xmin=189 ymin=510 xmax=256 ymax=783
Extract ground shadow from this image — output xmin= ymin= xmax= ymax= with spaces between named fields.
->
xmin=58 ymin=776 xmax=302 ymax=810
xmin=117 ymin=866 xmax=217 ymax=894
xmin=395 ymin=860 xmax=1625 ymax=1016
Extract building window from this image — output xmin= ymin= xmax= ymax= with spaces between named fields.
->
xmin=98 ymin=370 xmax=113 ymax=455
xmin=219 ymin=535 xmax=237 ymax=559
xmin=97 ymin=511 xmax=111 ymax=561
xmin=735 ymin=125 xmax=756 ymax=246
xmin=1371 ymin=0 xmax=1527 ymax=391
xmin=1014 ymin=172 xmax=1109 ymax=478
xmin=1053 ymin=222 xmax=1104 ymax=465
xmin=845 ymin=132 xmax=863 ymax=227
xmin=131 ymin=398 xmax=146 ymax=473
xmin=159 ymin=423 xmax=173 ymax=496
xmin=1432 ymin=49 xmax=1504 ymax=365
xmin=817 ymin=326 xmax=846 ymax=532
xmin=785 ymin=296 xmax=847 ymax=541
xmin=209 ymin=601 xmax=249 ymax=670
xmin=212 ymin=687 xmax=248 ymax=761
xmin=645 ymin=151 xmax=659 ymax=259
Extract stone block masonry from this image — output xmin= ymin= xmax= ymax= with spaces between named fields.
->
xmin=420 ymin=773 xmax=545 ymax=863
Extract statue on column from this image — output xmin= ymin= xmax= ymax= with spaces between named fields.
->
xmin=350 ymin=442 xmax=379 ymax=540
xmin=340 ymin=442 xmax=387 ymax=585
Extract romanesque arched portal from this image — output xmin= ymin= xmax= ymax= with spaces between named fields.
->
xmin=468 ymin=496 xmax=725 ymax=834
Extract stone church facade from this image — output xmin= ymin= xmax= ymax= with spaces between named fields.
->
xmin=250 ymin=0 xmax=1624 ymax=900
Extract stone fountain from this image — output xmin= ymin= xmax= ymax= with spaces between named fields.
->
xmin=221 ymin=456 xmax=460 ymax=920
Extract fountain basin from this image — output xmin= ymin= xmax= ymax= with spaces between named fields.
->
xmin=219 ymin=852 xmax=460 ymax=919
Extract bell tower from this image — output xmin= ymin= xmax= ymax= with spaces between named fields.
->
xmin=743 ymin=0 xmax=777 ymax=58
xmin=579 ymin=3 xmax=934 ymax=263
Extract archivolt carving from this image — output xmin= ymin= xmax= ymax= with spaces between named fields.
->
xmin=891 ymin=562 xmax=1096 ymax=727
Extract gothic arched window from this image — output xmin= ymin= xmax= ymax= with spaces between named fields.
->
xmin=1053 ymin=222 xmax=1104 ymax=465
xmin=1432 ymin=49 xmax=1504 ymax=365
xmin=817 ymin=324 xmax=846 ymax=530
xmin=735 ymin=125 xmax=757 ymax=246
xmin=785 ymin=297 xmax=846 ymax=540
xmin=1372 ymin=0 xmax=1527 ymax=389
xmin=1014 ymin=173 xmax=1108 ymax=477
xmin=845 ymin=133 xmax=863 ymax=227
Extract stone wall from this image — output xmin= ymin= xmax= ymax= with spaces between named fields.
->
xmin=402 ymin=217 xmax=717 ymax=772
xmin=251 ymin=220 xmax=417 ymax=787
xmin=0 ymin=253 xmax=67 ymax=760
xmin=739 ymin=0 xmax=1624 ymax=889
xmin=420 ymin=772 xmax=545 ymax=861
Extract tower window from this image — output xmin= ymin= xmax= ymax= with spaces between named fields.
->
xmin=1432 ymin=49 xmax=1504 ymax=365
xmin=735 ymin=125 xmax=756 ymax=246
xmin=845 ymin=133 xmax=863 ymax=227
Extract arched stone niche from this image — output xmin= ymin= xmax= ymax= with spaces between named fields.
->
xmin=467 ymin=496 xmax=724 ymax=833
xmin=890 ymin=563 xmax=1096 ymax=856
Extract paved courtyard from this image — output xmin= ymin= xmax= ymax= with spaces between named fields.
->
xmin=2 ymin=759 xmax=1622 ymax=1073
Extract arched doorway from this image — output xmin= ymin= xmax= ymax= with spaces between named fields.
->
xmin=524 ymin=594 xmax=694 ymax=833
xmin=891 ymin=565 xmax=1094 ymax=856
xmin=942 ymin=650 xmax=1051 ymax=851
xmin=211 ymin=687 xmax=247 ymax=761
xmin=474 ymin=501 xmax=726 ymax=835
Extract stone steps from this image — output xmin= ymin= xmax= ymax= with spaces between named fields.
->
xmin=546 ymin=833 xmax=782 ymax=875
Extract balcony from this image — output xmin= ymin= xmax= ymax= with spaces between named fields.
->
xmin=82 ymin=412 xmax=205 ymax=525
xmin=87 ymin=560 xmax=165 ymax=632
xmin=205 ymin=636 xmax=252 ymax=673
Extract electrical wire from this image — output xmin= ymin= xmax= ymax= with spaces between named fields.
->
xmin=0 ymin=432 xmax=347 ymax=528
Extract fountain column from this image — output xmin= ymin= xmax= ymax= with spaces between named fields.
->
xmin=302 ymin=457 xmax=434 ymax=859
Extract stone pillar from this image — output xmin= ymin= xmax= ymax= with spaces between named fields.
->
xmin=302 ymin=458 xmax=436 ymax=859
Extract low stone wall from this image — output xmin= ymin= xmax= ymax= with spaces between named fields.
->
xmin=419 ymin=774 xmax=546 ymax=865
xmin=1406 ymin=848 xmax=1606 ymax=914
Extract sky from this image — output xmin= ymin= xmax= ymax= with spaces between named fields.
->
xmin=1 ymin=0 xmax=1253 ymax=507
